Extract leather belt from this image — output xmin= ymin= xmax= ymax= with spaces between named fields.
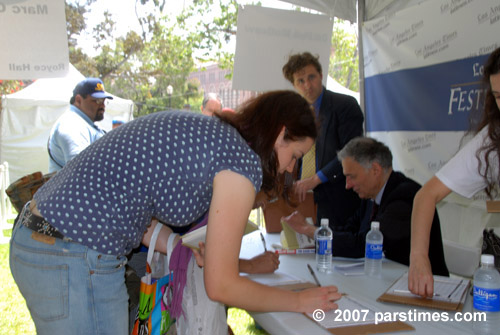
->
xmin=21 ymin=204 xmax=65 ymax=240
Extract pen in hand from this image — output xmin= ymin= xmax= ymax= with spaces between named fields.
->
xmin=307 ymin=263 xmax=321 ymax=287
xmin=260 ymin=232 xmax=267 ymax=252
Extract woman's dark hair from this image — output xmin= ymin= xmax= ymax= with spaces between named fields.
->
xmin=475 ymin=47 xmax=500 ymax=198
xmin=217 ymin=90 xmax=317 ymax=199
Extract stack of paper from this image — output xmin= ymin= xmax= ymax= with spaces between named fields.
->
xmin=333 ymin=261 xmax=365 ymax=276
xmin=377 ymin=272 xmax=470 ymax=311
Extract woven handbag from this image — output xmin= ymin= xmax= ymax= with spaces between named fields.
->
xmin=5 ymin=171 xmax=55 ymax=212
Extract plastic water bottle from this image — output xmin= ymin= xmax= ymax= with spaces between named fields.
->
xmin=473 ymin=254 xmax=500 ymax=334
xmin=315 ymin=218 xmax=332 ymax=273
xmin=364 ymin=221 xmax=383 ymax=277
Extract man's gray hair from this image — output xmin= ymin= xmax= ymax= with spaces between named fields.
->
xmin=337 ymin=137 xmax=393 ymax=171
xmin=202 ymin=92 xmax=223 ymax=109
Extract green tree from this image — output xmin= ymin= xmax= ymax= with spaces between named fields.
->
xmin=329 ymin=18 xmax=359 ymax=92
xmin=66 ymin=0 xmax=98 ymax=75
xmin=177 ymin=0 xmax=240 ymax=74
xmin=133 ymin=20 xmax=200 ymax=115
xmin=65 ymin=0 xmax=201 ymax=115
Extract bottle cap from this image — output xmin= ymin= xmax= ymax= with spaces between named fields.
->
xmin=481 ymin=254 xmax=495 ymax=265
xmin=321 ymin=218 xmax=329 ymax=226
xmin=371 ymin=221 xmax=380 ymax=229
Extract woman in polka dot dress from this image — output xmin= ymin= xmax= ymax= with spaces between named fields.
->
xmin=10 ymin=90 xmax=342 ymax=334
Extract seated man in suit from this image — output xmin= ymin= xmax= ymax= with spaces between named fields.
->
xmin=282 ymin=137 xmax=449 ymax=276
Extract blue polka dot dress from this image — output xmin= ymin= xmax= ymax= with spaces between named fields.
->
xmin=34 ymin=111 xmax=263 ymax=256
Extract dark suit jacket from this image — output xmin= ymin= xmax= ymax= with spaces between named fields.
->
xmin=313 ymin=88 xmax=364 ymax=228
xmin=331 ymin=171 xmax=449 ymax=276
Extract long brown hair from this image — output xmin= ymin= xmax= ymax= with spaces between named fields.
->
xmin=475 ymin=47 xmax=500 ymax=198
xmin=217 ymin=90 xmax=317 ymax=198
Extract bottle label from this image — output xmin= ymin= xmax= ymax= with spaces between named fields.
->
xmin=317 ymin=239 xmax=332 ymax=256
xmin=365 ymin=243 xmax=383 ymax=259
xmin=473 ymin=286 xmax=500 ymax=312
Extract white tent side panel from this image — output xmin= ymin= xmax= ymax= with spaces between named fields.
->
xmin=1 ymin=100 xmax=68 ymax=181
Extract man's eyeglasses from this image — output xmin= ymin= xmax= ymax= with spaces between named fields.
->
xmin=91 ymin=98 xmax=108 ymax=105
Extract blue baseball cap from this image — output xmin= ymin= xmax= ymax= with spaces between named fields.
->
xmin=73 ymin=78 xmax=113 ymax=99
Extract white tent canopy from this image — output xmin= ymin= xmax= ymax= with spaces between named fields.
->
xmin=326 ymin=75 xmax=359 ymax=103
xmin=0 ymin=64 xmax=134 ymax=183
xmin=279 ymin=0 xmax=417 ymax=22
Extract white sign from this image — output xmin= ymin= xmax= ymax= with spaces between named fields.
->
xmin=0 ymin=0 xmax=69 ymax=79
xmin=233 ymin=5 xmax=333 ymax=91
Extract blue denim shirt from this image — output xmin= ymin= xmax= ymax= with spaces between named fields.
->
xmin=48 ymin=104 xmax=105 ymax=172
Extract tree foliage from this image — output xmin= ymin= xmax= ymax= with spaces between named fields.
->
xmin=65 ymin=0 xmax=203 ymax=116
xmin=329 ymin=18 xmax=359 ymax=92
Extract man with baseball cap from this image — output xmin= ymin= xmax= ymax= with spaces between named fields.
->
xmin=48 ymin=78 xmax=113 ymax=172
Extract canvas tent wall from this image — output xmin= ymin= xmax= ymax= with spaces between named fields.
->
xmin=0 ymin=64 xmax=134 ymax=183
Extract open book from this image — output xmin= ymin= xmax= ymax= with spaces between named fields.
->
xmin=279 ymin=217 xmax=315 ymax=249
xmin=181 ymin=220 xmax=259 ymax=250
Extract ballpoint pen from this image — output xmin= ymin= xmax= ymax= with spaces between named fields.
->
xmin=307 ymin=263 xmax=322 ymax=287
xmin=260 ymin=232 xmax=267 ymax=252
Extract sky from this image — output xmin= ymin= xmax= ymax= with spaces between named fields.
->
xmin=78 ymin=0 xmax=295 ymax=56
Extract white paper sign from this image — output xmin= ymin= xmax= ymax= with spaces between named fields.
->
xmin=233 ymin=5 xmax=333 ymax=92
xmin=0 ymin=0 xmax=69 ymax=79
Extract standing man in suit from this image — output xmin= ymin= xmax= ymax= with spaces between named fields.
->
xmin=282 ymin=52 xmax=364 ymax=230
xmin=282 ymin=137 xmax=449 ymax=276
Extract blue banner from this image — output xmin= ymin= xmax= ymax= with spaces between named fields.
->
xmin=365 ymin=54 xmax=489 ymax=132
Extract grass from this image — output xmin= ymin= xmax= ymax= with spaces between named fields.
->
xmin=0 ymin=227 xmax=36 ymax=335
xmin=0 ymin=209 xmax=268 ymax=335
xmin=228 ymin=308 xmax=269 ymax=335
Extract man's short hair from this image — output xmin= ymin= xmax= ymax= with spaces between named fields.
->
xmin=202 ymin=93 xmax=223 ymax=109
xmin=338 ymin=137 xmax=393 ymax=171
xmin=282 ymin=52 xmax=323 ymax=84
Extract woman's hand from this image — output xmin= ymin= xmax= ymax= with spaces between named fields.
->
xmin=240 ymin=251 xmax=280 ymax=274
xmin=192 ymin=242 xmax=206 ymax=267
xmin=408 ymin=254 xmax=434 ymax=298
xmin=298 ymin=285 xmax=342 ymax=314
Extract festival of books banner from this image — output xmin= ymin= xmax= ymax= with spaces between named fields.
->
xmin=362 ymin=0 xmax=500 ymax=249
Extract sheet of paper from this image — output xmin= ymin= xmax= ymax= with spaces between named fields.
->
xmin=243 ymin=271 xmax=304 ymax=286
xmin=389 ymin=272 xmax=469 ymax=303
xmin=333 ymin=261 xmax=365 ymax=276
xmin=306 ymin=295 xmax=377 ymax=329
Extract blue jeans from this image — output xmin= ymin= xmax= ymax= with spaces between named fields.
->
xmin=10 ymin=222 xmax=129 ymax=335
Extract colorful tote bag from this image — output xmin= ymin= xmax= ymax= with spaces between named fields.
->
xmin=132 ymin=223 xmax=176 ymax=335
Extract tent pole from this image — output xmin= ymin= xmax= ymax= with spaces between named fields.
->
xmin=357 ymin=0 xmax=366 ymax=135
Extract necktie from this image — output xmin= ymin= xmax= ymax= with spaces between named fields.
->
xmin=370 ymin=201 xmax=379 ymax=222
xmin=301 ymin=143 xmax=316 ymax=180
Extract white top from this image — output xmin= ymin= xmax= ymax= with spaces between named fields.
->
xmin=436 ymin=127 xmax=499 ymax=198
